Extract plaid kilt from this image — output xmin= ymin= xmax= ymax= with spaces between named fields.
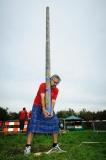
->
xmin=27 ymin=105 xmax=59 ymax=134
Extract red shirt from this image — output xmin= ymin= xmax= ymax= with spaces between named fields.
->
xmin=33 ymin=83 xmax=59 ymax=107
xmin=19 ymin=110 xmax=27 ymax=119
xmin=28 ymin=110 xmax=32 ymax=119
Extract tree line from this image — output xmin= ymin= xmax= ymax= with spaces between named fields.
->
xmin=57 ymin=108 xmax=106 ymax=120
xmin=0 ymin=106 xmax=106 ymax=122
xmin=0 ymin=107 xmax=19 ymax=121
xmin=56 ymin=108 xmax=106 ymax=129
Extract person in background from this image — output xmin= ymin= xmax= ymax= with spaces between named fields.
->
xmin=19 ymin=107 xmax=27 ymax=132
xmin=27 ymin=110 xmax=32 ymax=133
xmin=24 ymin=74 xmax=65 ymax=155
xmin=59 ymin=121 xmax=63 ymax=130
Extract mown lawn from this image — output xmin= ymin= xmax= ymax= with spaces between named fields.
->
xmin=0 ymin=130 xmax=106 ymax=160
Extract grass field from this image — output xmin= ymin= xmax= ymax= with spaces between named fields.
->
xmin=0 ymin=130 xmax=106 ymax=160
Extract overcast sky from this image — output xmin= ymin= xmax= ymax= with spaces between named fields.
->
xmin=0 ymin=0 xmax=106 ymax=113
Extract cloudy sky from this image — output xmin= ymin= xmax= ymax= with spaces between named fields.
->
xmin=0 ymin=0 xmax=106 ymax=113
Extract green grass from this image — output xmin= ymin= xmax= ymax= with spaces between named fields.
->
xmin=0 ymin=130 xmax=106 ymax=160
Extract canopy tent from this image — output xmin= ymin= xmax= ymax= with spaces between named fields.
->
xmin=65 ymin=115 xmax=84 ymax=131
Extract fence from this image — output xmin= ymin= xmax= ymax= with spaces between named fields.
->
xmin=3 ymin=120 xmax=28 ymax=132
xmin=0 ymin=119 xmax=106 ymax=134
xmin=0 ymin=121 xmax=4 ymax=131
xmin=62 ymin=119 xmax=106 ymax=132
xmin=92 ymin=121 xmax=106 ymax=133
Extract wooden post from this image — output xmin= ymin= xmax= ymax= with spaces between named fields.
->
xmin=45 ymin=7 xmax=52 ymax=115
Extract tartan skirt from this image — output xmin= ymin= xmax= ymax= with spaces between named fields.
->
xmin=27 ymin=105 xmax=59 ymax=134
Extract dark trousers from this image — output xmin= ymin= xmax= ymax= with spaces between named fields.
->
xmin=19 ymin=119 xmax=25 ymax=131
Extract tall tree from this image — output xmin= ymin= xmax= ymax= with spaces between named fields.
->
xmin=0 ymin=107 xmax=10 ymax=121
xmin=8 ymin=111 xmax=19 ymax=120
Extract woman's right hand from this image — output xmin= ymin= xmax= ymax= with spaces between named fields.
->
xmin=42 ymin=108 xmax=49 ymax=117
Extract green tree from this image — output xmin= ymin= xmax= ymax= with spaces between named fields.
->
xmin=8 ymin=111 xmax=19 ymax=120
xmin=0 ymin=107 xmax=10 ymax=121
xmin=67 ymin=108 xmax=76 ymax=116
xmin=102 ymin=110 xmax=106 ymax=119
xmin=57 ymin=110 xmax=68 ymax=118
xmin=96 ymin=110 xmax=106 ymax=120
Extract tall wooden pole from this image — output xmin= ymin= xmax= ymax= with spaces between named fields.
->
xmin=45 ymin=7 xmax=52 ymax=115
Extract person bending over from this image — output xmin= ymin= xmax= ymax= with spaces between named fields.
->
xmin=24 ymin=74 xmax=64 ymax=154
